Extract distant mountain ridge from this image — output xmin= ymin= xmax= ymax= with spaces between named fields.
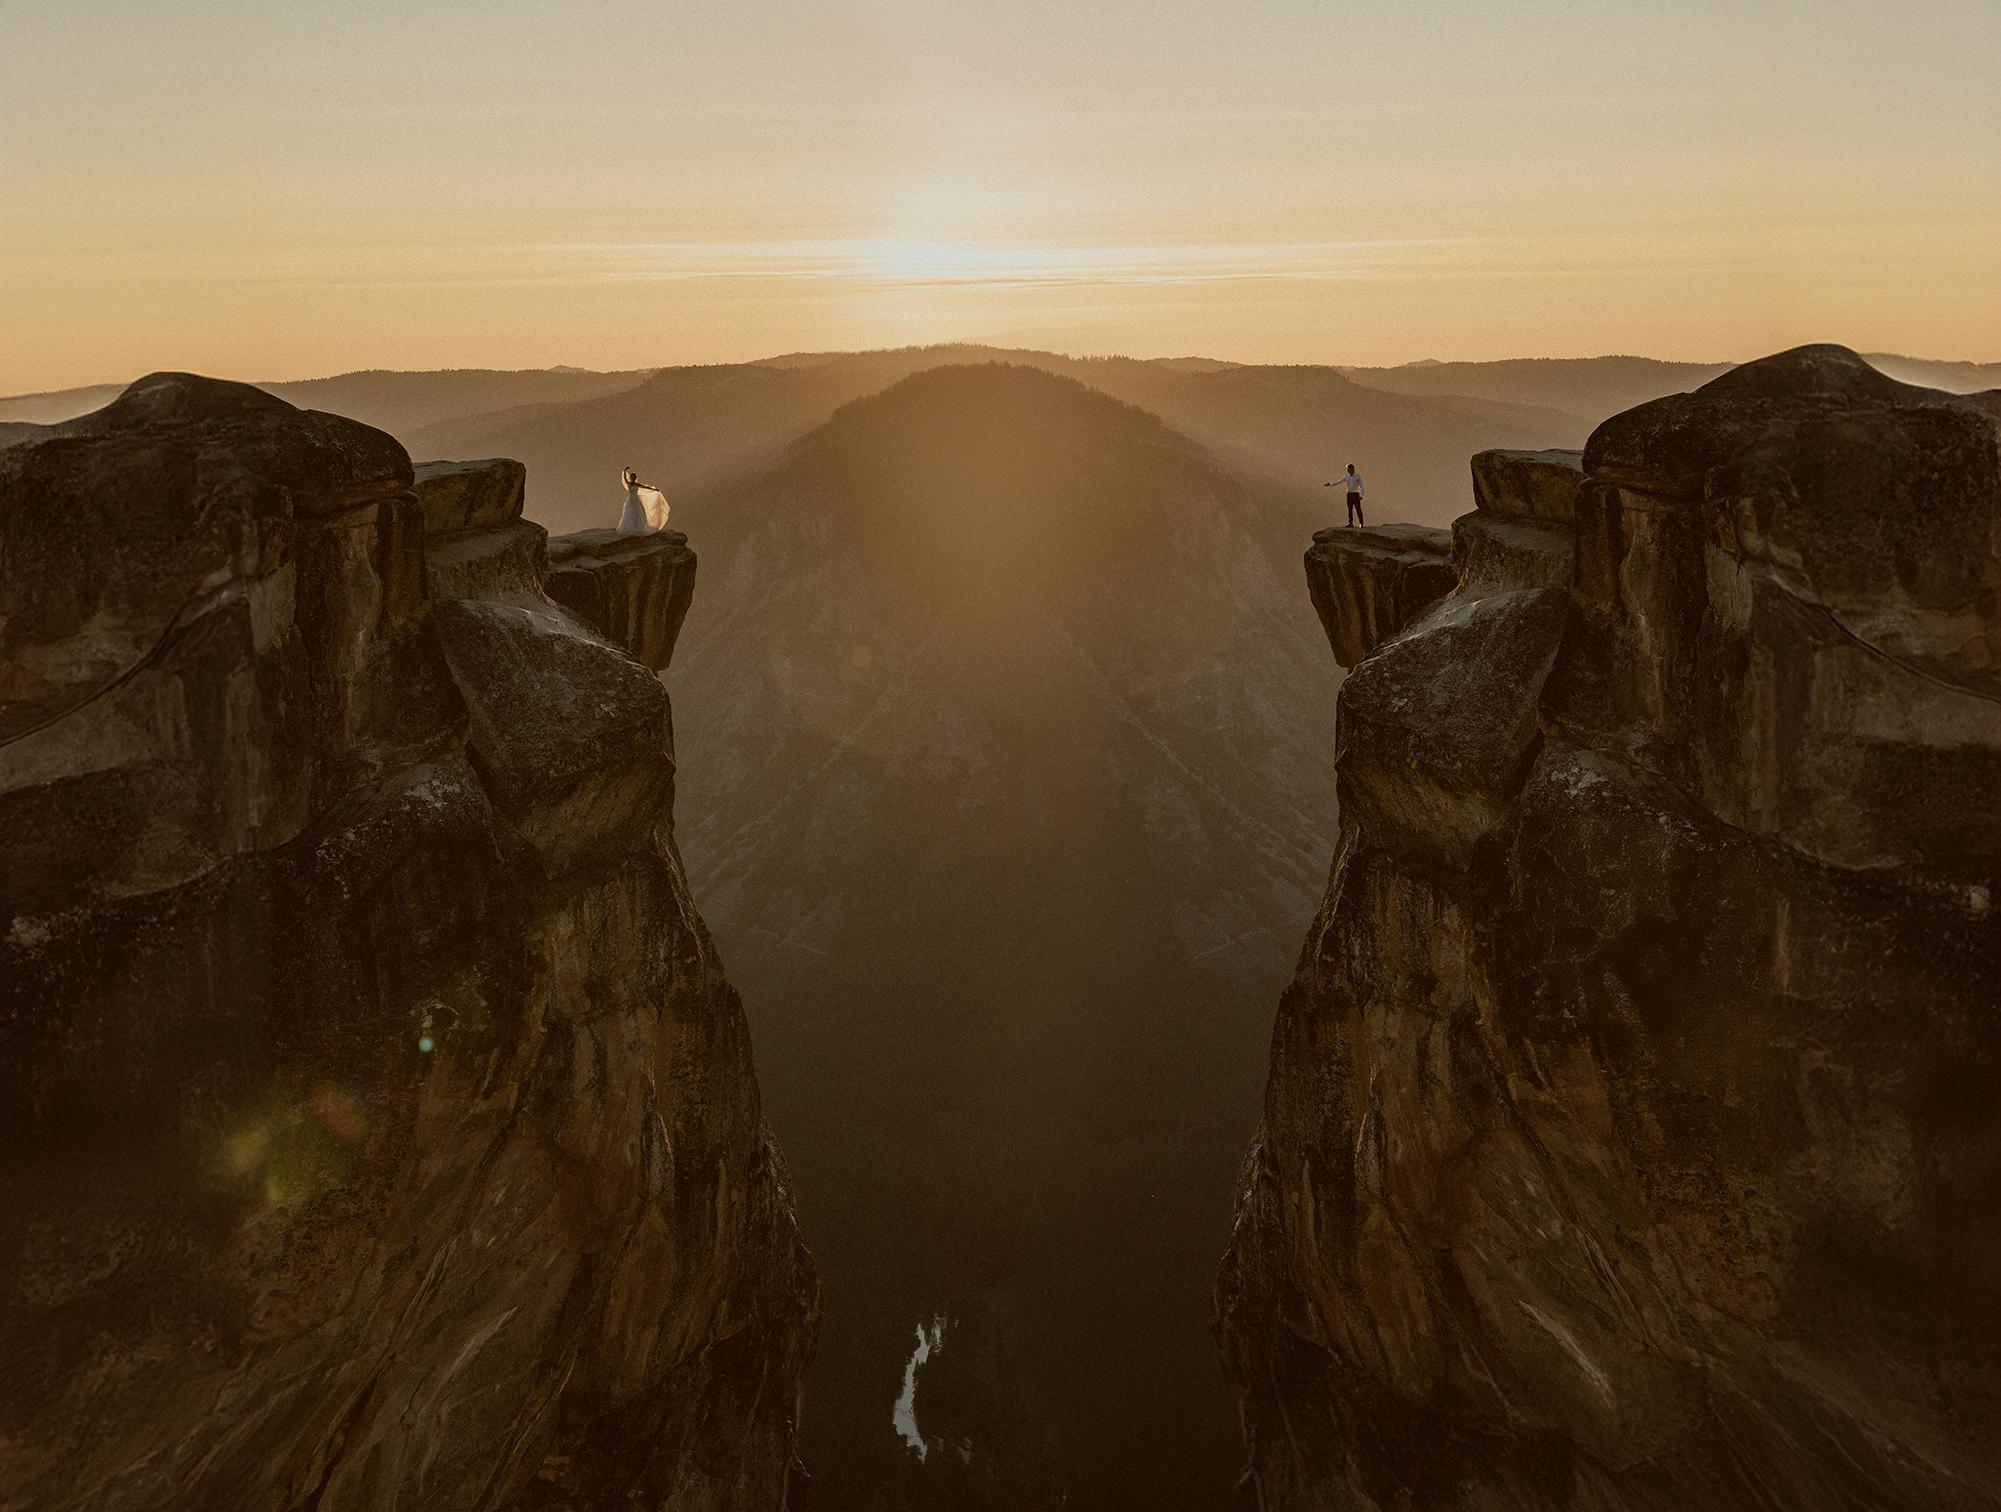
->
xmin=1340 ymin=351 xmax=2001 ymax=416
xmin=13 ymin=348 xmax=1990 ymax=537
xmin=1336 ymin=354 xmax=1735 ymax=422
xmin=263 ymin=366 xmax=657 ymax=432
xmin=395 ymin=346 xmax=1597 ymax=536
xmin=11 ymin=349 xmax=1994 ymax=428
xmin=0 ymin=366 xmax=655 ymax=430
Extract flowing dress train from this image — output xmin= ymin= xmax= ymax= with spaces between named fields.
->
xmin=616 ymin=479 xmax=671 ymax=534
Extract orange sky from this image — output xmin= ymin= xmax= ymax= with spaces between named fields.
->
xmin=2 ymin=0 xmax=1996 ymax=393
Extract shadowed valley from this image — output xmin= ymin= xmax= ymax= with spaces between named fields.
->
xmin=660 ymin=363 xmax=1342 ymax=1507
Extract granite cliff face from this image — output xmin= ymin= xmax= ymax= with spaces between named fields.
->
xmin=0 ymin=374 xmax=817 ymax=1511
xmin=1217 ymin=348 xmax=1999 ymax=1510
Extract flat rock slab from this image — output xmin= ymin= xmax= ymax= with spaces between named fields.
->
xmin=424 ymin=518 xmax=550 ymax=607
xmin=1304 ymin=523 xmax=1456 ymax=669
xmin=546 ymin=528 xmax=698 ymax=671
xmin=1451 ymin=510 xmax=1575 ymax=596
xmin=1470 ymin=447 xmax=1584 ymax=523
xmin=413 ymin=457 xmax=526 ymax=537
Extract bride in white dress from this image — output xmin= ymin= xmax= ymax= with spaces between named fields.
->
xmin=616 ymin=467 xmax=671 ymax=534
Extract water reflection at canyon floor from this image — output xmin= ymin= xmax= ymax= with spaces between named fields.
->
xmin=893 ymin=1316 xmax=948 ymax=1459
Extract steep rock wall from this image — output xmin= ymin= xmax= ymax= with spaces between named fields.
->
xmin=0 ymin=375 xmax=817 ymax=1512
xmin=1216 ymin=347 xmax=1999 ymax=1511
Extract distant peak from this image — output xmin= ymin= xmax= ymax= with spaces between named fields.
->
xmin=829 ymin=359 xmax=1160 ymax=427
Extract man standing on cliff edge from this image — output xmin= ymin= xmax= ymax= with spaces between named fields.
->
xmin=1328 ymin=464 xmax=1365 ymax=526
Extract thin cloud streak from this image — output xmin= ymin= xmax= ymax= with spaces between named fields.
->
xmin=196 ymin=235 xmax=1800 ymax=294
xmin=486 ymin=237 xmax=1493 ymax=287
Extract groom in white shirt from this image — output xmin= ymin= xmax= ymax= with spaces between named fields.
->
xmin=1327 ymin=464 xmax=1364 ymax=526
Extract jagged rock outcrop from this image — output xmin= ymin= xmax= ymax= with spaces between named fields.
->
xmin=1304 ymin=451 xmax=1585 ymax=676
xmin=1217 ymin=347 xmax=2000 ymax=1511
xmin=0 ymin=375 xmax=818 ymax=1511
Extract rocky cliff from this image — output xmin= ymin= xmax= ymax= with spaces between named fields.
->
xmin=0 ymin=374 xmax=816 ymax=1511
xmin=1216 ymin=347 xmax=2000 ymax=1510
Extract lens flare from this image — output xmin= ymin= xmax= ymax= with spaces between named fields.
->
xmin=224 ymin=1124 xmax=271 ymax=1177
xmin=308 ymin=1084 xmax=371 ymax=1146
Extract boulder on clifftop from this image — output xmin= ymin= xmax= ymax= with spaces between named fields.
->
xmin=1469 ymin=446 xmax=1584 ymax=523
xmin=412 ymin=455 xmax=527 ymax=536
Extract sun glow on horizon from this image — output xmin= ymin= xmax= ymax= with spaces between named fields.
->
xmin=2 ymin=0 xmax=1995 ymax=390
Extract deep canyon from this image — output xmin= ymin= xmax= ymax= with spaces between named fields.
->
xmin=1 ymin=346 xmax=1995 ymax=1512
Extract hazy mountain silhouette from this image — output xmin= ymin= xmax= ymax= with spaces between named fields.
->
xmin=396 ymin=346 xmax=1590 ymax=536
xmin=9 ymin=348 xmax=1988 ymax=466
xmin=262 ymin=365 xmax=656 ymax=432
xmin=1339 ymin=351 xmax=2001 ymax=419
xmin=400 ymin=352 xmax=1010 ymax=532
xmin=661 ymin=363 xmax=1343 ymax=1510
xmin=0 ymin=367 xmax=651 ymax=430
xmin=0 ymin=350 xmax=1631 ymax=534
xmin=398 ymin=346 xmax=1219 ymax=531
xmin=1857 ymin=352 xmax=2001 ymax=393
xmin=1058 ymin=359 xmax=1585 ymax=527
xmin=0 ymin=384 xmax=129 ymax=425
xmin=1338 ymin=354 xmax=1734 ymax=422
xmin=1 ymin=352 xmax=1601 ymax=533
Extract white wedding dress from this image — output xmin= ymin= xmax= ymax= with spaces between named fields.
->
xmin=616 ymin=478 xmax=671 ymax=534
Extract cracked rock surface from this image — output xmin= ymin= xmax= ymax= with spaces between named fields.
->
xmin=1 ymin=376 xmax=817 ymax=1512
xmin=1218 ymin=346 xmax=2000 ymax=1512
